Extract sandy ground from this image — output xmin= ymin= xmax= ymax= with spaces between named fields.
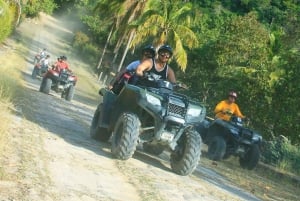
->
xmin=0 ymin=13 xmax=261 ymax=201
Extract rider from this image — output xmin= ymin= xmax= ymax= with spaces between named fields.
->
xmin=53 ymin=56 xmax=71 ymax=73
xmin=39 ymin=54 xmax=50 ymax=69
xmin=34 ymin=48 xmax=47 ymax=63
xmin=39 ymin=48 xmax=47 ymax=58
xmin=108 ymin=45 xmax=156 ymax=91
xmin=126 ymin=45 xmax=156 ymax=72
xmin=214 ymin=91 xmax=245 ymax=121
xmin=136 ymin=44 xmax=176 ymax=83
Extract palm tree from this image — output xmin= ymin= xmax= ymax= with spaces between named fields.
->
xmin=113 ymin=0 xmax=151 ymax=71
xmin=94 ymin=0 xmax=122 ymax=71
xmin=94 ymin=0 xmax=151 ymax=74
xmin=131 ymin=0 xmax=199 ymax=71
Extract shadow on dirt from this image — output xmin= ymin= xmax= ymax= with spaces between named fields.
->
xmin=194 ymin=164 xmax=260 ymax=201
xmin=96 ymin=141 xmax=171 ymax=172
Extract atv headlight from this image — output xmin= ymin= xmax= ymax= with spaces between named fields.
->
xmin=252 ymin=134 xmax=262 ymax=142
xmin=145 ymin=93 xmax=161 ymax=107
xmin=186 ymin=104 xmax=205 ymax=123
xmin=187 ymin=107 xmax=201 ymax=117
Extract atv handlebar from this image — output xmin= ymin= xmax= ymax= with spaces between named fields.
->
xmin=143 ymin=71 xmax=188 ymax=90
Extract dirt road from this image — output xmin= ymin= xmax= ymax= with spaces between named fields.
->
xmin=0 ymin=13 xmax=260 ymax=201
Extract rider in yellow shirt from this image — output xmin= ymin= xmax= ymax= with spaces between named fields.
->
xmin=214 ymin=91 xmax=245 ymax=121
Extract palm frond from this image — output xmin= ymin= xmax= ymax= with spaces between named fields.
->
xmin=175 ymin=25 xmax=199 ymax=48
xmin=173 ymin=32 xmax=187 ymax=71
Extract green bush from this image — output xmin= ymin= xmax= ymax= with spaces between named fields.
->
xmin=82 ymin=43 xmax=98 ymax=64
xmin=72 ymin=31 xmax=98 ymax=64
xmin=72 ymin=31 xmax=89 ymax=49
xmin=0 ymin=0 xmax=13 ymax=43
xmin=261 ymin=136 xmax=300 ymax=175
xmin=23 ymin=0 xmax=57 ymax=17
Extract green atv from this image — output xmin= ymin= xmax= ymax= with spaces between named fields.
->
xmin=90 ymin=73 xmax=206 ymax=175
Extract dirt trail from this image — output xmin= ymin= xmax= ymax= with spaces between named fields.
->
xmin=0 ymin=13 xmax=260 ymax=201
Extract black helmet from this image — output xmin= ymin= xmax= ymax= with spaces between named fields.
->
xmin=142 ymin=45 xmax=155 ymax=58
xmin=61 ymin=56 xmax=67 ymax=60
xmin=158 ymin=45 xmax=173 ymax=56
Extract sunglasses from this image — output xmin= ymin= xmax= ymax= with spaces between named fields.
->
xmin=159 ymin=53 xmax=170 ymax=59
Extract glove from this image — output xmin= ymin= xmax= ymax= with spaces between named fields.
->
xmin=143 ymin=71 xmax=150 ymax=78
xmin=223 ymin=110 xmax=233 ymax=115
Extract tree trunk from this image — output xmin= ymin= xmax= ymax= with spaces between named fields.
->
xmin=111 ymin=33 xmax=126 ymax=65
xmin=117 ymin=30 xmax=135 ymax=72
xmin=14 ymin=0 xmax=22 ymax=26
xmin=97 ymin=23 xmax=114 ymax=70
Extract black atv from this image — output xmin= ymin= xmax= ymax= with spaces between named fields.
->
xmin=196 ymin=116 xmax=262 ymax=170
xmin=90 ymin=73 xmax=206 ymax=175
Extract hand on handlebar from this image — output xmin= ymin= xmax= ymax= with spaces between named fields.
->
xmin=222 ymin=110 xmax=233 ymax=115
xmin=142 ymin=71 xmax=150 ymax=78
xmin=175 ymin=82 xmax=188 ymax=89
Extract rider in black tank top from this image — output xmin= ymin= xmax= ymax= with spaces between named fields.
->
xmin=135 ymin=45 xmax=177 ymax=84
xmin=149 ymin=58 xmax=168 ymax=80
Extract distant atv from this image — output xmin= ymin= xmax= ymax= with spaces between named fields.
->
xmin=31 ymin=63 xmax=48 ymax=79
xmin=33 ymin=54 xmax=43 ymax=64
xmin=90 ymin=73 xmax=206 ymax=176
xmin=196 ymin=116 xmax=262 ymax=170
xmin=39 ymin=69 xmax=77 ymax=101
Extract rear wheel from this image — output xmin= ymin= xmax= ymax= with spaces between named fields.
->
xmin=65 ymin=85 xmax=75 ymax=101
xmin=239 ymin=144 xmax=260 ymax=170
xmin=207 ymin=135 xmax=226 ymax=161
xmin=111 ymin=113 xmax=140 ymax=160
xmin=170 ymin=129 xmax=201 ymax=176
xmin=90 ymin=104 xmax=111 ymax=142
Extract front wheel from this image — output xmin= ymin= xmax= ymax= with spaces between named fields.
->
xmin=40 ymin=78 xmax=52 ymax=94
xmin=65 ymin=85 xmax=75 ymax=101
xmin=170 ymin=129 xmax=202 ymax=176
xmin=31 ymin=67 xmax=38 ymax=79
xmin=207 ymin=135 xmax=226 ymax=161
xmin=239 ymin=144 xmax=260 ymax=170
xmin=90 ymin=104 xmax=111 ymax=142
xmin=111 ymin=113 xmax=140 ymax=160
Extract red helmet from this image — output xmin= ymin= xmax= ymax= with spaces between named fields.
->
xmin=229 ymin=91 xmax=237 ymax=98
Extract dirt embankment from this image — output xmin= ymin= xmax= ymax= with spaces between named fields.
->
xmin=0 ymin=13 xmax=265 ymax=201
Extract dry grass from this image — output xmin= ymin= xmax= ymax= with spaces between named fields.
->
xmin=201 ymin=154 xmax=300 ymax=201
xmin=0 ymin=40 xmax=26 ymax=178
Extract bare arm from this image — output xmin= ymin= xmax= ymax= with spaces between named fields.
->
xmin=167 ymin=67 xmax=176 ymax=83
xmin=136 ymin=59 xmax=152 ymax=76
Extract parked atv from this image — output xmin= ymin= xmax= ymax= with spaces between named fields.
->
xmin=39 ymin=69 xmax=77 ymax=101
xmin=90 ymin=73 xmax=206 ymax=175
xmin=196 ymin=116 xmax=262 ymax=170
xmin=31 ymin=63 xmax=49 ymax=79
